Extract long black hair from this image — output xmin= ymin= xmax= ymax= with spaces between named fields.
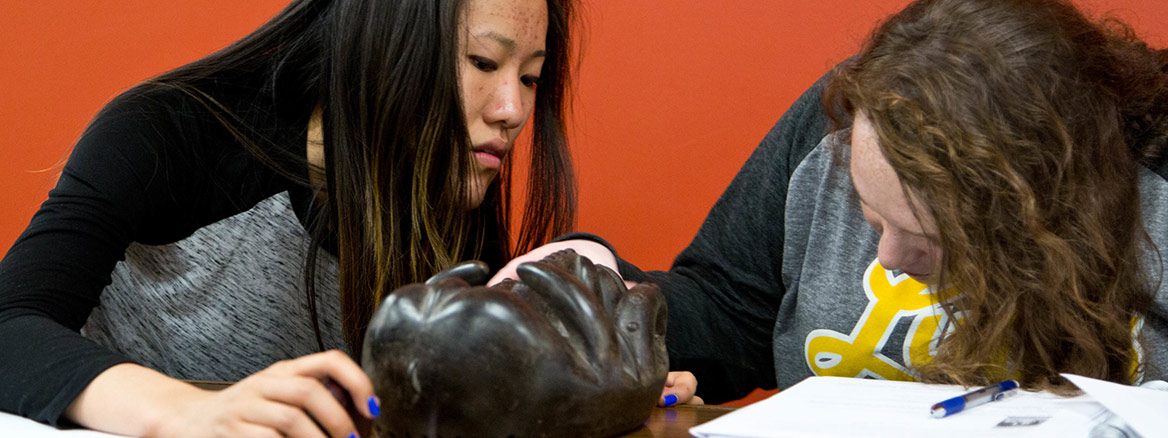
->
xmin=139 ymin=0 xmax=577 ymax=354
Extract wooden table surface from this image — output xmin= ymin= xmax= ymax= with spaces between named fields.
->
xmin=622 ymin=404 xmax=736 ymax=437
xmin=186 ymin=380 xmax=735 ymax=437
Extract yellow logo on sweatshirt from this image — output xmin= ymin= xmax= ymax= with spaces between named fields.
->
xmin=804 ymin=259 xmax=949 ymax=380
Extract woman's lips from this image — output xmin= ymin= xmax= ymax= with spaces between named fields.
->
xmin=473 ymin=139 xmax=508 ymax=169
xmin=474 ymin=150 xmax=503 ymax=168
xmin=902 ymin=270 xmax=935 ymax=283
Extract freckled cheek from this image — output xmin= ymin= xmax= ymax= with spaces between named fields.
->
xmin=460 ymin=71 xmax=487 ymax=105
xmin=522 ymin=93 xmax=535 ymax=114
xmin=464 ymin=84 xmax=490 ymax=116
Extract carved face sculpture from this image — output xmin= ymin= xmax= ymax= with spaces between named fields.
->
xmin=362 ymin=250 xmax=669 ymax=437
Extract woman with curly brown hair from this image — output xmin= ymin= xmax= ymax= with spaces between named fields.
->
xmin=827 ymin=0 xmax=1168 ymax=392
xmin=502 ymin=0 xmax=1168 ymax=403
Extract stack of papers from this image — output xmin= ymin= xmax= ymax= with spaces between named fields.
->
xmin=691 ymin=374 xmax=1168 ymax=438
xmin=1062 ymin=374 xmax=1168 ymax=438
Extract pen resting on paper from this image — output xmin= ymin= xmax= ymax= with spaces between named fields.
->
xmin=930 ymin=380 xmax=1020 ymax=418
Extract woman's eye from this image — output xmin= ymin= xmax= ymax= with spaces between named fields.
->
xmin=521 ymin=75 xmax=541 ymax=87
xmin=469 ymin=55 xmax=497 ymax=72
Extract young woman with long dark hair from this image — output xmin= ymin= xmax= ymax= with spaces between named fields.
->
xmin=0 ymin=0 xmax=575 ymax=436
xmin=501 ymin=0 xmax=1168 ymax=404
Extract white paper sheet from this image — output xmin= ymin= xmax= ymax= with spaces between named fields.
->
xmin=0 ymin=412 xmax=128 ymax=437
xmin=1062 ymin=373 xmax=1168 ymax=438
xmin=689 ymin=376 xmax=1107 ymax=438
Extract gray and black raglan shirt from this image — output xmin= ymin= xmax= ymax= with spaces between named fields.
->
xmin=0 ymin=77 xmax=343 ymax=424
xmin=614 ymin=76 xmax=1168 ymax=403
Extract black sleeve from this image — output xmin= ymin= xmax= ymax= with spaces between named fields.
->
xmin=0 ymin=87 xmax=285 ymax=424
xmin=616 ymin=76 xmax=832 ymax=403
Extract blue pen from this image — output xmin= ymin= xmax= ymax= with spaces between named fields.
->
xmin=930 ymin=380 xmax=1019 ymax=418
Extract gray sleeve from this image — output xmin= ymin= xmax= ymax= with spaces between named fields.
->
xmin=625 ymin=75 xmax=836 ymax=403
xmin=1138 ymin=160 xmax=1168 ymax=383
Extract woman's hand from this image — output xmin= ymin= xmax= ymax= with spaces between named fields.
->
xmin=490 ymin=239 xmax=633 ymax=287
xmin=155 ymin=350 xmax=377 ymax=438
xmin=659 ymin=371 xmax=704 ymax=407
xmin=68 ymin=351 xmax=377 ymax=438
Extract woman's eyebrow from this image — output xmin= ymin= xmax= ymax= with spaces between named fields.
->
xmin=473 ymin=30 xmax=546 ymax=57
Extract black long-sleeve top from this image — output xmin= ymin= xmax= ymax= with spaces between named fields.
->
xmin=0 ymin=74 xmax=317 ymax=424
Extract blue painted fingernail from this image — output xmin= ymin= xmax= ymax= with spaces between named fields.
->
xmin=664 ymin=394 xmax=678 ymax=407
xmin=348 ymin=434 xmax=358 ymax=438
xmin=368 ymin=396 xmax=381 ymax=418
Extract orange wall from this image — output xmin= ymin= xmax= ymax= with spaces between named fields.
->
xmin=5 ymin=1 xmax=1168 ymax=269
xmin=3 ymin=0 xmax=1168 ymax=403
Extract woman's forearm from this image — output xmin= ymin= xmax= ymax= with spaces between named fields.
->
xmin=64 ymin=363 xmax=209 ymax=437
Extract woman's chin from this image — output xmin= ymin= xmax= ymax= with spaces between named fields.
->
xmin=462 ymin=186 xmax=489 ymax=211
xmin=905 ymin=272 xmax=937 ymax=285
xmin=462 ymin=174 xmax=496 ymax=211
xmin=462 ymin=195 xmax=485 ymax=211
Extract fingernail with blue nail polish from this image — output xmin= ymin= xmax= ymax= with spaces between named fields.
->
xmin=348 ymin=434 xmax=358 ymax=438
xmin=664 ymin=394 xmax=678 ymax=407
xmin=368 ymin=396 xmax=381 ymax=418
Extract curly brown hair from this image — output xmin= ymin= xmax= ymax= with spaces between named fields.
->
xmin=826 ymin=0 xmax=1168 ymax=391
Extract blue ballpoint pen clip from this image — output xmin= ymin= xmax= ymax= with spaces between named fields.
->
xmin=930 ymin=380 xmax=1020 ymax=418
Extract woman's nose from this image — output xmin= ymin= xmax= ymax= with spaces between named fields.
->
xmin=876 ymin=232 xmax=916 ymax=273
xmin=484 ymin=79 xmax=525 ymax=129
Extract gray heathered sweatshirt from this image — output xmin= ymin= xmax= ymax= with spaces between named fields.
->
xmin=609 ymin=76 xmax=1168 ymax=403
